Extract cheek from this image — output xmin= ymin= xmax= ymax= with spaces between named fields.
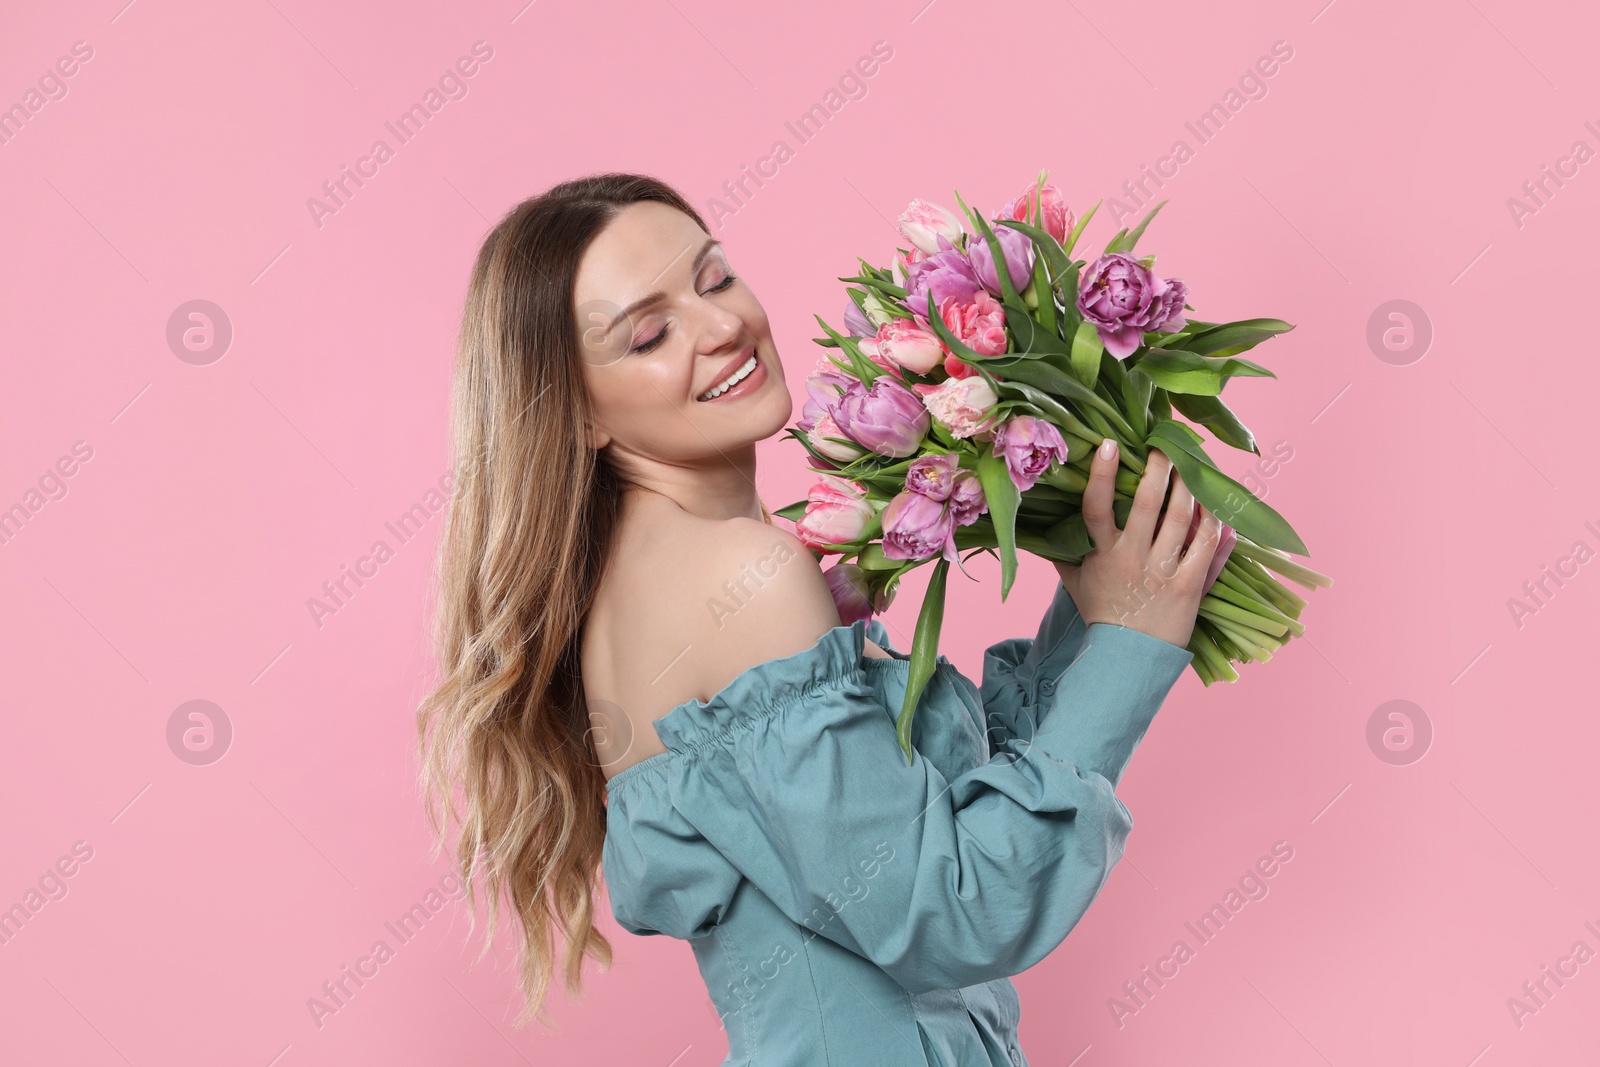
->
xmin=589 ymin=359 xmax=692 ymax=428
xmin=637 ymin=353 xmax=695 ymax=401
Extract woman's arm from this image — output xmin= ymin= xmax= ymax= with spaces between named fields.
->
xmin=658 ymin=519 xmax=1193 ymax=993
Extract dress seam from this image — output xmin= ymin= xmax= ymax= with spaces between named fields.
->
xmin=712 ymin=922 xmax=757 ymax=1061
xmin=796 ymin=929 xmax=834 ymax=1067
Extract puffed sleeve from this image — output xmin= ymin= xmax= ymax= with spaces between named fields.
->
xmin=654 ymin=610 xmax=1193 ymax=995
xmin=975 ymin=582 xmax=1091 ymax=758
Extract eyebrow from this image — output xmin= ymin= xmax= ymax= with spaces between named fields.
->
xmin=607 ymin=238 xmax=724 ymax=333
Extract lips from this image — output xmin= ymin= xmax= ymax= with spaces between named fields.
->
xmin=697 ymin=346 xmax=758 ymax=401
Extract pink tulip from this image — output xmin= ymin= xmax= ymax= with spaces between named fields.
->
xmin=872 ymin=319 xmax=944 ymax=375
xmin=808 ymin=412 xmax=868 ymax=464
xmin=1181 ymin=506 xmax=1238 ymax=594
xmin=795 ymin=475 xmax=873 ymax=553
xmin=897 ymin=198 xmax=966 ymax=256
xmin=937 ymin=290 xmax=1008 ymax=367
xmin=854 ymin=337 xmax=901 ymax=376
xmin=912 ymin=376 xmax=1000 ymax=440
xmin=995 ymin=180 xmax=1075 ymax=245
xmin=894 ymin=246 xmax=928 ymax=287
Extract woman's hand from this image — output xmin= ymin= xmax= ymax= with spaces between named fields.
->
xmin=1051 ymin=438 xmax=1222 ymax=649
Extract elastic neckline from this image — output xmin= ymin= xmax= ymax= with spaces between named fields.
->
xmin=603 ymin=621 xmax=959 ymax=794
xmin=604 ymin=618 xmax=873 ymax=792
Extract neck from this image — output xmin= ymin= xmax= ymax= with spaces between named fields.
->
xmin=627 ymin=486 xmax=769 ymax=525
xmin=619 ymin=451 xmax=767 ymax=524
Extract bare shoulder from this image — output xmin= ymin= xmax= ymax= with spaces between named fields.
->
xmin=696 ymin=517 xmax=838 ymax=662
xmin=704 ymin=518 xmax=895 ymax=662
xmin=588 ymin=510 xmax=890 ymax=782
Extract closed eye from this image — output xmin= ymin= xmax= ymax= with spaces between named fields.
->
xmin=631 ymin=274 xmax=739 ymax=354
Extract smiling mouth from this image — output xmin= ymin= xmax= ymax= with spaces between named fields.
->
xmin=697 ymin=353 xmax=760 ymax=401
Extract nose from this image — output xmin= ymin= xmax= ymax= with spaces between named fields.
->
xmin=694 ymin=294 xmax=744 ymax=352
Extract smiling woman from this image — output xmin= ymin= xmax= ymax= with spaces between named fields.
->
xmin=414 ymin=172 xmax=1198 ymax=1067
xmin=415 ymin=172 xmax=799 ymax=1037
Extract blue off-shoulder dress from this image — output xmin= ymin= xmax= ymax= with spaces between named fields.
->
xmin=602 ymin=583 xmax=1194 ymax=1066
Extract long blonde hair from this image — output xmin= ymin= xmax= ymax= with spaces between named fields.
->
xmin=416 ymin=173 xmax=714 ymax=1029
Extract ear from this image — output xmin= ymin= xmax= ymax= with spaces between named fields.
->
xmin=586 ymin=420 xmax=610 ymax=451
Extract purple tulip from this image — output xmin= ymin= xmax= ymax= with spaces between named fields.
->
xmin=832 ymin=376 xmax=930 ymax=459
xmin=901 ymin=234 xmax=982 ymax=325
xmin=1077 ymin=252 xmax=1190 ymax=360
xmin=797 ymin=368 xmax=854 ymax=435
xmin=966 ymin=224 xmax=1035 ymax=298
xmin=991 ymin=416 xmax=1071 ymax=493
xmin=843 ymin=301 xmax=874 ymax=339
xmin=825 ymin=562 xmax=896 ymax=625
xmin=905 ymin=453 xmax=960 ymax=501
xmin=881 ymin=490 xmax=958 ymax=562
xmin=948 ymin=471 xmax=987 ymax=526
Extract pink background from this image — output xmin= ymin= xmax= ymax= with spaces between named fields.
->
xmin=2 ymin=0 xmax=1596 ymax=1063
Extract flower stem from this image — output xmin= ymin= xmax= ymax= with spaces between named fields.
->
xmin=1228 ymin=538 xmax=1333 ymax=591
xmin=1199 ymin=610 xmax=1277 ymax=661
xmin=1189 ymin=623 xmax=1239 ymax=682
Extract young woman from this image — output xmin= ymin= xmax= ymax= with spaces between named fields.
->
xmin=416 ymin=172 xmax=1221 ymax=1066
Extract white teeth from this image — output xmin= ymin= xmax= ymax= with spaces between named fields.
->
xmin=699 ymin=354 xmax=757 ymax=401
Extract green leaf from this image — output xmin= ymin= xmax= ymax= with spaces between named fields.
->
xmin=1150 ymin=385 xmax=1172 ymax=424
xmin=1068 ymin=320 xmax=1102 ymax=389
xmin=835 ymin=454 xmax=917 ymax=482
xmin=1168 ymin=393 xmax=1260 ymax=454
xmin=856 ymin=543 xmax=902 ymax=571
xmin=1063 ymin=199 xmax=1101 ymax=258
xmin=813 ymin=313 xmax=885 ymax=383
xmin=1044 ymin=512 xmax=1096 ymax=558
xmin=1109 ymin=199 xmax=1167 ymax=253
xmin=1124 ymin=366 xmax=1153 ymax=441
xmin=1058 ymin=259 xmax=1082 ymax=308
xmin=774 ymin=499 xmax=807 ymax=522
xmin=1098 ymin=343 xmax=1132 ymax=406
xmin=837 ymin=274 xmax=908 ymax=299
xmin=994 ymin=380 xmax=1099 ymax=446
xmin=1175 ymin=319 xmax=1295 ymax=358
xmin=980 ymin=352 xmax=1138 ymax=441
xmin=975 ymin=447 xmax=1022 ymax=601
xmin=781 ymin=427 xmax=854 ymax=471
xmin=1134 ymin=348 xmax=1276 ymax=395
xmin=1146 ymin=419 xmax=1309 ymax=554
xmin=1031 ymin=249 xmax=1057 ymax=335
xmin=895 ymin=557 xmax=950 ymax=763
xmin=1005 ymin=304 xmax=1070 ymax=360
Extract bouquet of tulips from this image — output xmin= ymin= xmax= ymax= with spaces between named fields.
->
xmin=777 ymin=169 xmax=1332 ymax=761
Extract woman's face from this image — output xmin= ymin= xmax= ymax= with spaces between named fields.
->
xmin=575 ymin=201 xmax=791 ymax=466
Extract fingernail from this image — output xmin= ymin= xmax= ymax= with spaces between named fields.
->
xmin=1098 ymin=438 xmax=1117 ymax=461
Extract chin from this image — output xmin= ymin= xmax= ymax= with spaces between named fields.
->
xmin=736 ymin=386 xmax=793 ymax=447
